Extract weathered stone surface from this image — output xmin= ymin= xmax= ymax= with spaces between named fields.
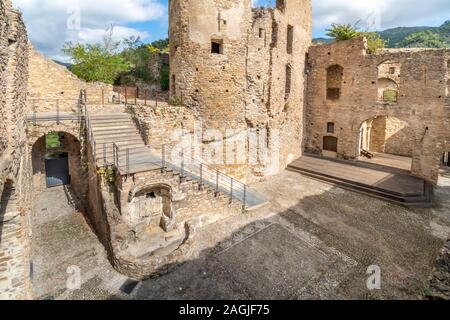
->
xmin=27 ymin=47 xmax=115 ymax=113
xmin=305 ymin=37 xmax=450 ymax=184
xmin=0 ymin=0 xmax=32 ymax=300
xmin=169 ymin=0 xmax=312 ymax=182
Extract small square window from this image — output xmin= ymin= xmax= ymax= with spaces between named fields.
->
xmin=389 ymin=67 xmax=396 ymax=74
xmin=211 ymin=40 xmax=223 ymax=54
xmin=259 ymin=28 xmax=264 ymax=38
xmin=327 ymin=122 xmax=335 ymax=134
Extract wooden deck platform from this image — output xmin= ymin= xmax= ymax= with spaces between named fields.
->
xmin=287 ymin=155 xmax=433 ymax=207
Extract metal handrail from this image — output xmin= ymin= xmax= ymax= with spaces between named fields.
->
xmin=105 ymin=144 xmax=251 ymax=209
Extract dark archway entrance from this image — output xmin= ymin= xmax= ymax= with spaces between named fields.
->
xmin=443 ymin=152 xmax=450 ymax=167
xmin=45 ymin=152 xmax=69 ymax=188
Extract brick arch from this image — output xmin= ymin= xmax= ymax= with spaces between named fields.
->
xmin=27 ymin=122 xmax=82 ymax=146
xmin=30 ymin=130 xmax=86 ymax=199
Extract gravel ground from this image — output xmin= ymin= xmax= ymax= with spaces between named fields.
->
xmin=30 ymin=170 xmax=450 ymax=300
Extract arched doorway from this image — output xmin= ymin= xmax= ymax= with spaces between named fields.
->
xmin=32 ymin=131 xmax=85 ymax=198
xmin=358 ymin=116 xmax=414 ymax=171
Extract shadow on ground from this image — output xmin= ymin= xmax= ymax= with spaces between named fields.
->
xmin=127 ymin=172 xmax=449 ymax=300
xmin=30 ymin=171 xmax=450 ymax=300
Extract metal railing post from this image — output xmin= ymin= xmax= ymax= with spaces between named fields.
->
xmin=102 ymin=89 xmax=104 ymax=107
xmin=144 ymin=90 xmax=147 ymax=106
xmin=215 ymin=170 xmax=219 ymax=197
xmin=93 ymin=141 xmax=96 ymax=163
xmin=113 ymin=143 xmax=119 ymax=168
xmin=126 ymin=148 xmax=130 ymax=178
xmin=199 ymin=164 xmax=203 ymax=190
xmin=134 ymin=87 xmax=137 ymax=105
xmin=56 ymin=99 xmax=60 ymax=125
xmin=155 ymin=92 xmax=158 ymax=108
xmin=230 ymin=177 xmax=234 ymax=203
xmin=180 ymin=151 xmax=185 ymax=182
xmin=161 ymin=144 xmax=166 ymax=173
xmin=242 ymin=184 xmax=247 ymax=213
xmin=103 ymin=143 xmax=107 ymax=167
xmin=125 ymin=87 xmax=128 ymax=104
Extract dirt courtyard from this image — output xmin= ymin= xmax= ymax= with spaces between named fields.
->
xmin=30 ymin=169 xmax=450 ymax=300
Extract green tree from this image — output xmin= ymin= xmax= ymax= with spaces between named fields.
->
xmin=326 ymin=23 xmax=360 ymax=41
xmin=62 ymin=26 xmax=130 ymax=84
xmin=362 ymin=32 xmax=387 ymax=53
xmin=151 ymin=38 xmax=169 ymax=51
xmin=326 ymin=23 xmax=386 ymax=53
xmin=397 ymin=30 xmax=448 ymax=48
xmin=121 ymin=36 xmax=154 ymax=83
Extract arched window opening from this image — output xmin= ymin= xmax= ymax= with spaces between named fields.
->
xmin=378 ymin=78 xmax=399 ymax=103
xmin=326 ymin=65 xmax=343 ymax=101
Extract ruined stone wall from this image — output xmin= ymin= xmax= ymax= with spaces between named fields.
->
xmin=305 ymin=37 xmax=450 ymax=183
xmin=169 ymin=0 xmax=312 ymax=182
xmin=0 ymin=0 xmax=32 ymax=300
xmin=246 ymin=0 xmax=312 ymax=179
xmin=126 ymin=103 xmax=196 ymax=152
xmin=27 ymin=47 xmax=114 ymax=112
xmin=148 ymin=51 xmax=169 ymax=85
xmin=84 ymin=163 xmax=242 ymax=279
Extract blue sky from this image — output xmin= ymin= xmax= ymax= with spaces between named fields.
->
xmin=12 ymin=0 xmax=450 ymax=61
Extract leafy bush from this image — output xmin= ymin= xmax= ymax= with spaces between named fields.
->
xmin=326 ymin=23 xmax=360 ymax=41
xmin=63 ymin=26 xmax=130 ymax=84
xmin=326 ymin=23 xmax=386 ymax=53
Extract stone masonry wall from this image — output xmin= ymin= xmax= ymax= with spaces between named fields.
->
xmin=305 ymin=37 xmax=450 ymax=184
xmin=0 ymin=0 xmax=32 ymax=300
xmin=84 ymin=160 xmax=242 ymax=279
xmin=27 ymin=47 xmax=114 ymax=113
xmin=169 ymin=0 xmax=312 ymax=182
xmin=126 ymin=103 xmax=196 ymax=153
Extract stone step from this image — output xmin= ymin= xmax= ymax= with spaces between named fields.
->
xmin=95 ymin=147 xmax=150 ymax=159
xmin=94 ymin=142 xmax=146 ymax=153
xmin=94 ymin=135 xmax=143 ymax=144
xmin=89 ymin=113 xmax=130 ymax=119
xmin=92 ymin=124 xmax=136 ymax=131
xmin=92 ymin=129 xmax=139 ymax=138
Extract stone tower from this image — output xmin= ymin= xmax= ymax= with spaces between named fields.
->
xmin=169 ymin=0 xmax=252 ymax=131
xmin=169 ymin=0 xmax=312 ymax=181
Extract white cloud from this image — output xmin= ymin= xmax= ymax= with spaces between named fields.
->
xmin=11 ymin=0 xmax=450 ymax=59
xmin=312 ymin=0 xmax=450 ymax=35
xmin=12 ymin=0 xmax=165 ymax=61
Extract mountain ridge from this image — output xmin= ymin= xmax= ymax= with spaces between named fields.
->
xmin=313 ymin=21 xmax=450 ymax=48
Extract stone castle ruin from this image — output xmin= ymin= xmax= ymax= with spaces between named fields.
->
xmin=1 ymin=0 xmax=450 ymax=299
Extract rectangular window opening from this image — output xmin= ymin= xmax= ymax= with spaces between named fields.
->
xmin=285 ymin=65 xmax=292 ymax=100
xmin=327 ymin=122 xmax=335 ymax=134
xmin=287 ymin=25 xmax=294 ymax=54
xmin=211 ymin=39 xmax=223 ymax=54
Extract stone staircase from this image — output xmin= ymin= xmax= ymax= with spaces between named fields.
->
xmin=88 ymin=112 xmax=267 ymax=210
xmin=89 ymin=113 xmax=159 ymax=172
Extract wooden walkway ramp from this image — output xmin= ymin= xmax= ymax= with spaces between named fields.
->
xmin=287 ymin=155 xmax=433 ymax=208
